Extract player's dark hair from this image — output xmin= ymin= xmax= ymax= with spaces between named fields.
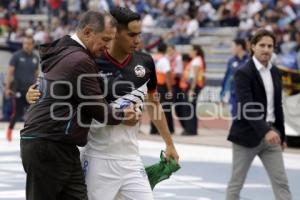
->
xmin=110 ymin=7 xmax=141 ymax=30
xmin=233 ymin=39 xmax=247 ymax=51
xmin=157 ymin=43 xmax=167 ymax=54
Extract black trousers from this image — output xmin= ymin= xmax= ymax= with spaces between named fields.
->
xmin=175 ymin=87 xmax=201 ymax=135
xmin=20 ymin=139 xmax=87 ymax=200
xmin=9 ymin=92 xmax=28 ymax=129
xmin=150 ymin=85 xmax=174 ymax=134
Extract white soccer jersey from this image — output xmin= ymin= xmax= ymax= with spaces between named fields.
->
xmin=85 ymin=82 xmax=148 ymax=160
xmin=83 ymin=50 xmax=157 ymax=161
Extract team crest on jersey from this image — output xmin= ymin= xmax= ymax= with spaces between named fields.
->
xmin=233 ymin=61 xmax=238 ymax=68
xmin=134 ymin=65 xmax=146 ymax=78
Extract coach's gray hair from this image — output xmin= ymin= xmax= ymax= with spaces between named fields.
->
xmin=77 ymin=10 xmax=117 ymax=32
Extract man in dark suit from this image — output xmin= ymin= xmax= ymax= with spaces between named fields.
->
xmin=226 ymin=29 xmax=292 ymax=200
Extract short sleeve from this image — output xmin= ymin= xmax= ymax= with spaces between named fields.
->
xmin=160 ymin=58 xmax=171 ymax=73
xmin=147 ymin=56 xmax=157 ymax=93
xmin=191 ymin=57 xmax=201 ymax=69
xmin=34 ymin=54 xmax=40 ymax=70
xmin=9 ymin=52 xmax=19 ymax=68
xmin=175 ymin=55 xmax=183 ymax=74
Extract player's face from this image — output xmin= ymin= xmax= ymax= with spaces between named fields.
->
xmin=118 ymin=20 xmax=142 ymax=54
xmin=251 ymin=36 xmax=274 ymax=66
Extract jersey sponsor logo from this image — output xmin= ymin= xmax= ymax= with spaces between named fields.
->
xmin=134 ymin=65 xmax=146 ymax=78
xmin=20 ymin=57 xmax=26 ymax=62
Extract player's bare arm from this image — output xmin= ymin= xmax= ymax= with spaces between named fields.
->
xmin=145 ymin=91 xmax=179 ymax=163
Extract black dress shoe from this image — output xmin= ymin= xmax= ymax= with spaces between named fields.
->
xmin=181 ymin=131 xmax=197 ymax=136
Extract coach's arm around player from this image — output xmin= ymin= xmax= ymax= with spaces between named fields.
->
xmin=25 ymin=83 xmax=141 ymax=126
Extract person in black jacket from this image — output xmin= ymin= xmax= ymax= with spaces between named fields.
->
xmin=20 ymin=11 xmax=140 ymax=200
xmin=226 ymin=29 xmax=292 ymax=200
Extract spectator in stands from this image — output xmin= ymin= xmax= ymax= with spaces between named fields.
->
xmin=88 ymin=0 xmax=109 ymax=12
xmin=185 ymin=12 xmax=199 ymax=42
xmin=141 ymin=10 xmax=155 ymax=44
xmin=33 ymin=23 xmax=48 ymax=44
xmin=198 ymin=0 xmax=216 ymax=26
xmin=68 ymin=11 xmax=80 ymax=28
xmin=0 ymin=0 xmax=10 ymax=8
xmin=156 ymin=8 xmax=174 ymax=28
xmin=0 ymin=6 xmax=9 ymax=32
xmin=252 ymin=11 xmax=266 ymax=28
xmin=247 ymin=0 xmax=263 ymax=18
xmin=7 ymin=27 xmax=26 ymax=51
xmin=220 ymin=39 xmax=249 ymax=119
xmin=168 ymin=15 xmax=188 ymax=44
xmin=48 ymin=0 xmax=62 ymax=16
xmin=9 ymin=10 xmax=18 ymax=31
xmin=4 ymin=35 xmax=39 ymax=142
xmin=277 ymin=0 xmax=297 ymax=21
xmin=173 ymin=0 xmax=189 ymax=17
xmin=141 ymin=10 xmax=155 ymax=34
xmin=25 ymin=20 xmax=35 ymax=36
xmin=20 ymin=0 xmax=35 ymax=14
xmin=237 ymin=13 xmax=254 ymax=39
xmin=50 ymin=17 xmax=66 ymax=41
xmin=67 ymin=0 xmax=81 ymax=14
xmin=219 ymin=8 xmax=240 ymax=27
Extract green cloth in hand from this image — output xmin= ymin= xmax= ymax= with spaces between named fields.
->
xmin=145 ymin=150 xmax=180 ymax=190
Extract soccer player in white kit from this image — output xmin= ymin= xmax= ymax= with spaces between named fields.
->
xmin=81 ymin=7 xmax=179 ymax=200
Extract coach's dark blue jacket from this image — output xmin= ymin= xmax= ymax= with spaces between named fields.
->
xmin=228 ymin=59 xmax=285 ymax=147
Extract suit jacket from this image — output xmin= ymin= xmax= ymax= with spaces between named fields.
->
xmin=228 ymin=59 xmax=285 ymax=147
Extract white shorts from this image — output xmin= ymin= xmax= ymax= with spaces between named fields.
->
xmin=81 ymin=154 xmax=153 ymax=200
